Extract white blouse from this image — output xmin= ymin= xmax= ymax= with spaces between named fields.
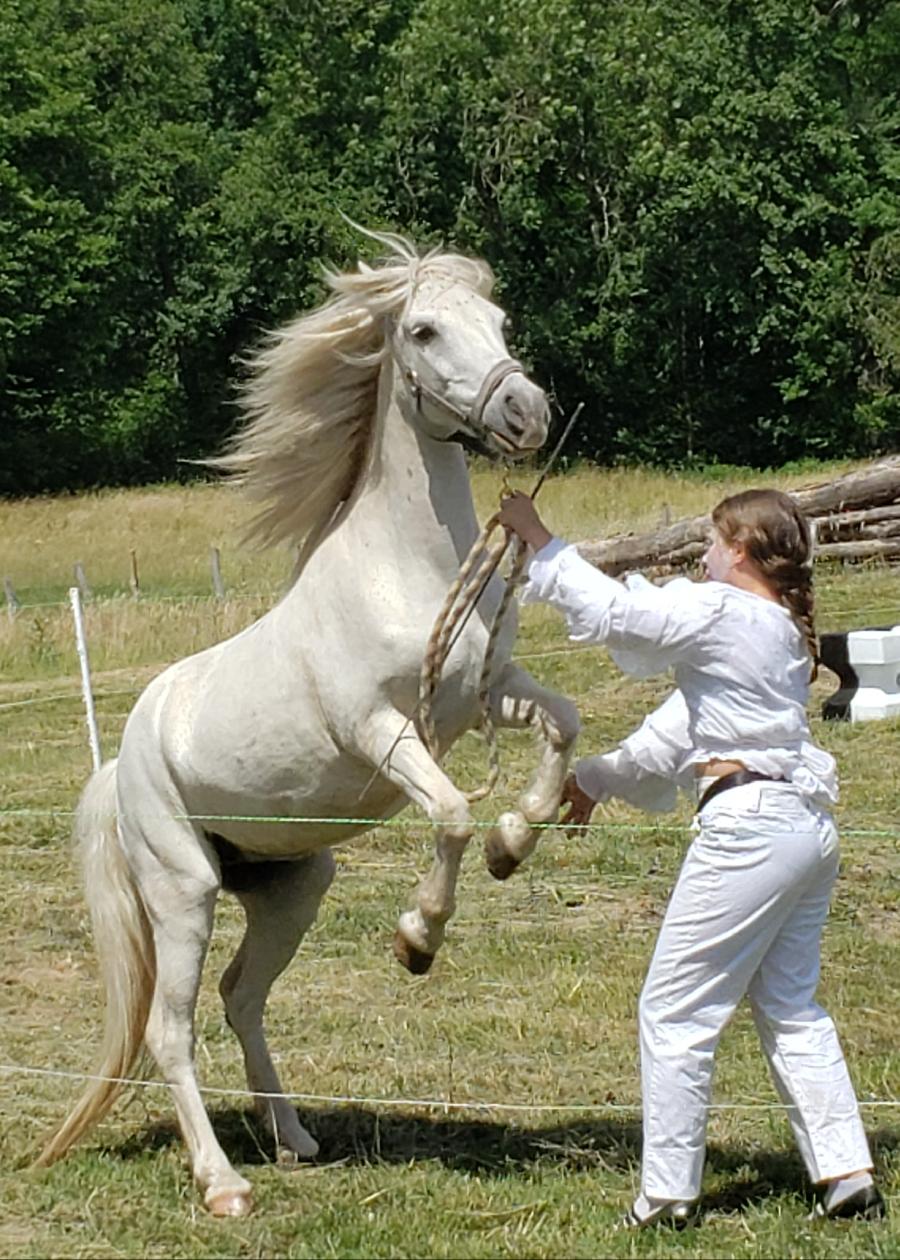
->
xmin=522 ymin=539 xmax=837 ymax=808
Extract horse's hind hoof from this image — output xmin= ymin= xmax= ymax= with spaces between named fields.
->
xmin=393 ymin=930 xmax=435 ymax=974
xmin=205 ymin=1187 xmax=253 ymax=1217
xmin=484 ymin=831 xmax=521 ymax=881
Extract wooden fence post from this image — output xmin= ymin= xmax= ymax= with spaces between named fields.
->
xmin=129 ymin=548 xmax=140 ymax=598
xmin=3 ymin=577 xmax=18 ymax=622
xmin=209 ymin=546 xmax=225 ymax=600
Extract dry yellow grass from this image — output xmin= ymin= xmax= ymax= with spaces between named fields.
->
xmin=0 ymin=457 xmax=868 ymax=609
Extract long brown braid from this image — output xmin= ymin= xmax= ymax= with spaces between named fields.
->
xmin=711 ymin=489 xmax=818 ymax=680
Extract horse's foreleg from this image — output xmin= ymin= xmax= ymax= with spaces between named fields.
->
xmin=219 ymin=850 xmax=335 ymax=1165
xmin=361 ymin=717 xmax=474 ymax=973
xmin=484 ymin=663 xmax=580 ymax=879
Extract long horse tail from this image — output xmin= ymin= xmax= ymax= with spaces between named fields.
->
xmin=34 ymin=758 xmax=156 ymax=1166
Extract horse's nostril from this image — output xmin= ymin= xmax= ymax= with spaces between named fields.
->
xmin=507 ymin=420 xmax=525 ymax=439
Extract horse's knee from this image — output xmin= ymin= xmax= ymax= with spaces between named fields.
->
xmin=428 ymin=794 xmax=473 ymax=843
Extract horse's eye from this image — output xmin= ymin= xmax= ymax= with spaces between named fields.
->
xmin=412 ymin=324 xmax=436 ymax=344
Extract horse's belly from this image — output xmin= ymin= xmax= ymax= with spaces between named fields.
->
xmin=182 ymin=749 xmax=412 ymax=858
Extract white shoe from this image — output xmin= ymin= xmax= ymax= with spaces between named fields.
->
xmin=621 ymin=1196 xmax=697 ymax=1230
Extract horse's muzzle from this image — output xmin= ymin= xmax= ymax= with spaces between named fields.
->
xmin=484 ymin=374 xmax=550 ymax=456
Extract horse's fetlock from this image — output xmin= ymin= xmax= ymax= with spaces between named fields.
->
xmin=398 ymin=908 xmax=444 ymax=956
xmin=419 ymin=892 xmax=454 ymax=925
xmin=520 ymin=789 xmax=556 ymax=824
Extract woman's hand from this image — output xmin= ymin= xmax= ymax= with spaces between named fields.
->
xmin=497 ymin=491 xmax=553 ymax=551
xmin=559 ymin=772 xmax=597 ymax=832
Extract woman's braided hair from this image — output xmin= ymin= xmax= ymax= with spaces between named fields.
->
xmin=711 ymin=489 xmax=818 ymax=680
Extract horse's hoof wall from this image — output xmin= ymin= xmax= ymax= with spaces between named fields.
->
xmin=206 ymin=1188 xmax=253 ymax=1217
xmin=485 ymin=836 xmax=520 ymax=881
xmin=276 ymin=1133 xmax=318 ymax=1165
xmin=393 ymin=930 xmax=435 ymax=974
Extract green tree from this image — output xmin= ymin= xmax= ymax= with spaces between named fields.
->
xmin=375 ymin=0 xmax=899 ymax=466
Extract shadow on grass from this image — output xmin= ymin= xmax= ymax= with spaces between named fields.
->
xmin=111 ymin=1105 xmax=900 ymax=1212
xmin=112 ymin=1105 xmax=642 ymax=1174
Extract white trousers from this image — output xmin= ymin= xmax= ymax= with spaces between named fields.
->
xmin=639 ymin=781 xmax=872 ymax=1201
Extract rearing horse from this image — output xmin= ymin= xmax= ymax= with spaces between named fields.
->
xmin=37 ymin=232 xmax=580 ymax=1216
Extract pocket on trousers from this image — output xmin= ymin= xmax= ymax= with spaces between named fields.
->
xmin=694 ymin=789 xmax=812 ymax=869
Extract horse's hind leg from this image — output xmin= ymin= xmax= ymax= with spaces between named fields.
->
xmin=218 ymin=850 xmax=336 ymax=1165
xmin=126 ymin=819 xmax=253 ymax=1217
xmin=484 ymin=663 xmax=580 ymax=879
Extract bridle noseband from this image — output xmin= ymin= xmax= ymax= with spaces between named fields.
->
xmin=398 ymin=349 xmax=524 ymax=447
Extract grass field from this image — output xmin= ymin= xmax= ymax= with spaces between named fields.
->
xmin=1 ymin=463 xmax=899 ymax=1259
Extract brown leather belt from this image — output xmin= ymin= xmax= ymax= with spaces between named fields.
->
xmin=697 ymin=769 xmax=783 ymax=813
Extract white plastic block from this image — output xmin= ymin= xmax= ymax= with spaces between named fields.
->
xmin=821 ymin=625 xmax=900 ymax=722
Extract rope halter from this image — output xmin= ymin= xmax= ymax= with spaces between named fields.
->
xmin=399 ymin=352 xmax=525 ymax=450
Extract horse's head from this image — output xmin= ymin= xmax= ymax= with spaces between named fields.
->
xmin=216 ymin=233 xmax=553 ymax=554
xmin=390 ymin=269 xmax=550 ymax=458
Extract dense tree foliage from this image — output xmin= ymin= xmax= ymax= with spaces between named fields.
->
xmin=1 ymin=0 xmax=897 ymax=492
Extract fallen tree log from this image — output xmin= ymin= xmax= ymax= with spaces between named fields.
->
xmin=814 ymin=539 xmax=900 ymax=562
xmin=578 ymin=457 xmax=900 ymax=575
xmin=814 ymin=504 xmax=900 ymax=541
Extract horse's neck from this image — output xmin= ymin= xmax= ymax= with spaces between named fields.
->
xmin=352 ymin=365 xmax=481 ymax=572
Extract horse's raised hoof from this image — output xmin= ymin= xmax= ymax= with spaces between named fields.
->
xmin=393 ymin=930 xmax=435 ymax=975
xmin=484 ymin=832 xmax=521 ymax=881
xmin=205 ymin=1187 xmax=253 ymax=1218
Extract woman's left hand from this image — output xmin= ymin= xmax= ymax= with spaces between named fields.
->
xmin=498 ymin=491 xmax=553 ymax=551
xmin=559 ymin=772 xmax=597 ymax=833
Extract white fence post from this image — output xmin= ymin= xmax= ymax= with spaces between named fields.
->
xmin=73 ymin=561 xmax=92 ymax=601
xmin=69 ymin=586 xmax=102 ymax=772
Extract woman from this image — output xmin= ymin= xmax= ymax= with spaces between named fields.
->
xmin=498 ymin=487 xmax=884 ymax=1227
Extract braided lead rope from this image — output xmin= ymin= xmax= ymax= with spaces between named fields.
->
xmin=467 ymin=535 xmax=529 ymax=802
xmin=421 ymin=522 xmax=508 ymax=704
xmin=417 ymin=516 xmax=506 ymax=758
xmin=417 ymin=514 xmax=517 ymax=800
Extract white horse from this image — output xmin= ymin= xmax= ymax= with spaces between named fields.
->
xmin=37 ymin=232 xmax=580 ymax=1216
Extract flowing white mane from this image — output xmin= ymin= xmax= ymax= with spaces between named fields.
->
xmin=214 ymin=230 xmax=495 ymax=550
